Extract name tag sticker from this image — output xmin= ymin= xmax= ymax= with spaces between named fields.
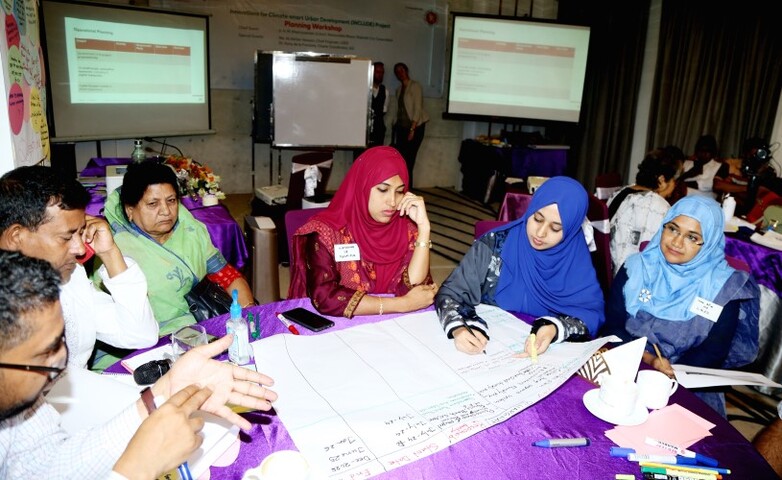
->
xmin=689 ymin=296 xmax=723 ymax=322
xmin=334 ymin=243 xmax=360 ymax=262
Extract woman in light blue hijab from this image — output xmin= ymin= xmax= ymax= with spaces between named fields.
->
xmin=601 ymin=195 xmax=759 ymax=417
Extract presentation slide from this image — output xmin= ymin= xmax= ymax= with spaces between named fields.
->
xmin=446 ymin=15 xmax=590 ymax=123
xmin=64 ymin=18 xmax=205 ymax=104
xmin=42 ymin=0 xmax=211 ymax=141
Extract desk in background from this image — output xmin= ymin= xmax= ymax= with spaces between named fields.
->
xmin=81 ymin=158 xmax=249 ymax=270
xmin=725 ymin=234 xmax=782 ymax=394
xmin=458 ymin=139 xmax=568 ymax=203
xmin=108 ymin=298 xmax=776 ymax=479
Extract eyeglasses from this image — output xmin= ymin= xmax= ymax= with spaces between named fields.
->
xmin=662 ymin=223 xmax=704 ymax=247
xmin=0 ymin=362 xmax=66 ymax=381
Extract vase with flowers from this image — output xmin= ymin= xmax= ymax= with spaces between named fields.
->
xmin=163 ymin=155 xmax=226 ymax=205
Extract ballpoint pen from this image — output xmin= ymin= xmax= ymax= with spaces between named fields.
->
xmin=462 ymin=321 xmax=486 ymax=354
xmin=178 ymin=461 xmax=193 ymax=480
xmin=275 ymin=312 xmax=300 ymax=335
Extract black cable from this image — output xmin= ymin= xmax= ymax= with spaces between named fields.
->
xmin=143 ymin=137 xmax=184 ymax=157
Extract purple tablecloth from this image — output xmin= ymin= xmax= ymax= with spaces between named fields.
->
xmin=509 ymin=146 xmax=568 ymax=179
xmin=725 ymin=234 xmax=782 ymax=297
xmin=81 ymin=158 xmax=248 ymax=270
xmin=725 ymin=235 xmax=782 ymax=394
xmin=107 ymin=298 xmax=776 ymax=479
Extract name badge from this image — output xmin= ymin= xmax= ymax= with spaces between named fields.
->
xmin=334 ymin=243 xmax=360 ymax=262
xmin=689 ymin=296 xmax=723 ymax=322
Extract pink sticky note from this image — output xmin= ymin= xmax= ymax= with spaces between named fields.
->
xmin=605 ymin=403 xmax=715 ymax=455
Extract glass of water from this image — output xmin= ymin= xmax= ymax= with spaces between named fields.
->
xmin=171 ymin=325 xmax=209 ymax=360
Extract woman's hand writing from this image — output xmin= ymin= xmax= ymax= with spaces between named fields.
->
xmin=453 ymin=326 xmax=488 ymax=355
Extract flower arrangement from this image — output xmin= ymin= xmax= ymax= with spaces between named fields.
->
xmin=163 ymin=155 xmax=226 ymax=200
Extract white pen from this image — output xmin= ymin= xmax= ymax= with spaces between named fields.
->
xmin=644 ymin=437 xmax=719 ymax=467
xmin=627 ymin=453 xmax=697 ymax=465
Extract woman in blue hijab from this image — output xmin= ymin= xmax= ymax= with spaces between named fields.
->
xmin=436 ymin=176 xmax=605 ymax=356
xmin=601 ymin=195 xmax=759 ymax=416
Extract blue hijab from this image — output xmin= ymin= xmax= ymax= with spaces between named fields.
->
xmin=623 ymin=195 xmax=735 ymax=320
xmin=494 ymin=177 xmax=605 ymax=336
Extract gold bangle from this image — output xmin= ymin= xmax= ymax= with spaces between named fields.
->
xmin=414 ymin=240 xmax=432 ymax=249
xmin=379 ymin=298 xmax=384 ymax=316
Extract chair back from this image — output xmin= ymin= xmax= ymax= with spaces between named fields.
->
xmin=587 ymin=193 xmax=612 ymax=298
xmin=595 ymin=172 xmax=623 ymax=201
xmin=498 ymin=192 xmax=533 ymax=221
xmin=287 ymin=151 xmax=334 ymax=211
xmin=474 ymin=220 xmax=508 ymax=239
xmin=284 ymin=207 xmax=327 ymax=265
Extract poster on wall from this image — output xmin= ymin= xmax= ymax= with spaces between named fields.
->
xmin=156 ymin=0 xmax=446 ymax=97
xmin=1 ymin=0 xmax=49 ymax=166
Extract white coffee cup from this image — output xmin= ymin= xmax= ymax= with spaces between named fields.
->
xmin=243 ymin=450 xmax=311 ymax=480
xmin=597 ymin=373 xmax=639 ymax=416
xmin=636 ymin=369 xmax=678 ymax=410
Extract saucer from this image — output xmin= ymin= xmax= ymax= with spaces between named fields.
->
xmin=582 ymin=388 xmax=649 ymax=426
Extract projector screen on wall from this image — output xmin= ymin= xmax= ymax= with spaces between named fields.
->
xmin=445 ymin=13 xmax=590 ymax=124
xmin=41 ymin=0 xmax=211 ymax=141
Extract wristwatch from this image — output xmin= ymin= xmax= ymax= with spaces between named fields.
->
xmin=414 ymin=240 xmax=432 ymax=249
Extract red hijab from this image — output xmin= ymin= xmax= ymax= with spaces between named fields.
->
xmin=300 ymin=146 xmax=411 ymax=292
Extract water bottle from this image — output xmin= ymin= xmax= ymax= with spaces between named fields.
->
xmin=131 ymin=139 xmax=146 ymax=163
xmin=226 ymin=289 xmax=251 ymax=365
xmin=722 ymin=194 xmax=736 ymax=224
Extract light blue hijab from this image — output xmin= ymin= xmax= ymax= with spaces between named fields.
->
xmin=623 ymin=195 xmax=735 ymax=320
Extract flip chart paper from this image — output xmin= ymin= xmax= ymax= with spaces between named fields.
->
xmin=253 ymin=305 xmax=611 ymax=479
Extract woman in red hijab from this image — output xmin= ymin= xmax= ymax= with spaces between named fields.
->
xmin=288 ymin=146 xmax=438 ymax=317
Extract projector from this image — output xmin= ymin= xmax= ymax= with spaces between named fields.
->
xmin=255 ymin=185 xmax=288 ymax=206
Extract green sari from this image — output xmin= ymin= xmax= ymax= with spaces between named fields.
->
xmin=104 ymin=190 xmax=227 ymax=336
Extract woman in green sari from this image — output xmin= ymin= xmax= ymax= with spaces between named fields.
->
xmin=105 ymin=161 xmax=254 ymax=335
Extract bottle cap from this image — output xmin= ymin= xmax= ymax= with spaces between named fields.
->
xmin=230 ymin=289 xmax=241 ymax=319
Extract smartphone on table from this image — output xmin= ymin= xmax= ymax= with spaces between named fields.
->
xmin=281 ymin=308 xmax=335 ymax=332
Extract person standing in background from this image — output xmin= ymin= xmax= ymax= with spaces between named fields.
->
xmin=369 ymin=62 xmax=388 ymax=148
xmin=392 ymin=62 xmax=429 ymax=188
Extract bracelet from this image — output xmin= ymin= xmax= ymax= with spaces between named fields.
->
xmin=140 ymin=387 xmax=157 ymax=415
xmin=379 ymin=298 xmax=384 ymax=316
xmin=414 ymin=240 xmax=432 ymax=249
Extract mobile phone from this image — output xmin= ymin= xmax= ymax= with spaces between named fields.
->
xmin=281 ymin=308 xmax=335 ymax=332
xmin=77 ymin=243 xmax=95 ymax=264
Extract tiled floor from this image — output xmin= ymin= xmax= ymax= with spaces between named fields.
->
xmin=221 ymin=191 xmax=780 ymax=444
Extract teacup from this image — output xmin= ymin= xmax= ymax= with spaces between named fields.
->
xmin=243 ymin=450 xmax=311 ymax=480
xmin=636 ymin=369 xmax=678 ymax=410
xmin=598 ymin=373 xmax=639 ymax=416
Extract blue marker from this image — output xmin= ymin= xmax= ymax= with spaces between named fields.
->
xmin=533 ymin=437 xmax=590 ymax=447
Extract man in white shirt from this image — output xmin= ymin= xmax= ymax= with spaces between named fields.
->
xmin=0 ymin=166 xmax=158 ymax=369
xmin=0 ymin=250 xmax=278 ymax=478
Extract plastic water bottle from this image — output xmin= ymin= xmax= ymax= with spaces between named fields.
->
xmin=131 ymin=139 xmax=146 ymax=163
xmin=722 ymin=194 xmax=736 ymax=224
xmin=226 ymin=289 xmax=251 ymax=365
